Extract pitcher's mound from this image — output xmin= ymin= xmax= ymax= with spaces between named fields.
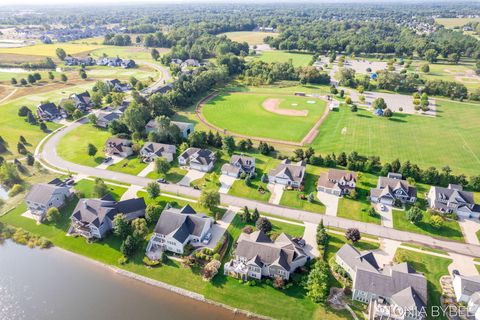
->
xmin=262 ymin=98 xmax=308 ymax=116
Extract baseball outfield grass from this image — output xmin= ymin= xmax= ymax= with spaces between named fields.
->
xmin=201 ymin=92 xmax=327 ymax=142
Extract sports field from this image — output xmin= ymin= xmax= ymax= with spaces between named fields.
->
xmin=251 ymin=50 xmax=313 ymax=67
xmin=220 ymin=31 xmax=278 ymax=45
xmin=201 ymin=92 xmax=327 ymax=142
xmin=0 ymin=43 xmax=102 ymax=57
xmin=311 ymin=100 xmax=480 ymax=176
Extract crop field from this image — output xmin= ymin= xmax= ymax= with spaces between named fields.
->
xmin=201 ymin=91 xmax=327 ymax=142
xmin=311 ymin=100 xmax=480 ymax=176
xmin=435 ymin=17 xmax=480 ymax=28
xmin=251 ymin=50 xmax=313 ymax=67
xmin=0 ymin=42 xmax=102 ymax=57
xmin=220 ymin=31 xmax=278 ymax=45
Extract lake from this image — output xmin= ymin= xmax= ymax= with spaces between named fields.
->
xmin=0 ymin=240 xmax=249 ymax=320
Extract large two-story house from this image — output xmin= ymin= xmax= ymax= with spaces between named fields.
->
xmin=221 ymin=154 xmax=256 ymax=178
xmin=146 ymin=119 xmax=194 ymax=139
xmin=69 ymin=194 xmax=146 ymax=239
xmin=317 ymin=169 xmax=357 ymax=196
xmin=370 ymin=172 xmax=417 ymax=206
xmin=106 ymin=79 xmax=131 ymax=92
xmin=268 ymin=159 xmax=306 ymax=188
xmin=69 ymin=91 xmax=92 ymax=112
xmin=427 ymin=184 xmax=480 ymax=219
xmin=224 ymin=230 xmax=308 ymax=281
xmin=336 ymin=244 xmax=427 ymax=320
xmin=37 ymin=102 xmax=62 ymax=121
xmin=145 ymin=204 xmax=213 ymax=256
xmin=104 ymin=137 xmax=133 ymax=158
xmin=140 ymin=142 xmax=176 ymax=163
xmin=178 ymin=148 xmax=216 ymax=172
xmin=24 ymin=179 xmax=71 ymax=222
xmin=452 ymin=271 xmax=480 ymax=319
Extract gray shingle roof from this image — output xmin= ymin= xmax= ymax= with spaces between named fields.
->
xmin=141 ymin=142 xmax=175 ymax=157
xmin=336 ymin=243 xmax=380 ymax=273
xmin=371 ymin=176 xmax=417 ymax=199
xmin=269 ymin=159 xmax=306 ymax=183
xmin=38 ymin=102 xmax=60 ymax=116
xmin=456 ymin=275 xmax=480 ymax=297
xmin=25 ymin=183 xmax=66 ymax=205
xmin=179 ymin=148 xmax=215 ymax=166
xmin=317 ymin=169 xmax=357 ymax=190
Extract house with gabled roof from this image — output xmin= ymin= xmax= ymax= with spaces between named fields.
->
xmin=224 ymin=230 xmax=308 ymax=280
xmin=104 ymin=137 xmax=133 ymax=158
xmin=145 ymin=204 xmax=213 ymax=256
xmin=24 ymin=179 xmax=71 ymax=222
xmin=317 ymin=169 xmax=357 ymax=196
xmin=146 ymin=119 xmax=194 ymax=138
xmin=452 ymin=271 xmax=480 ymax=319
xmin=69 ymin=194 xmax=146 ymax=239
xmin=178 ymin=147 xmax=216 ymax=172
xmin=336 ymin=243 xmax=427 ymax=320
xmin=69 ymin=91 xmax=92 ymax=112
xmin=37 ymin=102 xmax=62 ymax=121
xmin=268 ymin=159 xmax=306 ymax=188
xmin=96 ymin=111 xmax=121 ymax=128
xmin=427 ymin=184 xmax=480 ymax=219
xmin=221 ymin=154 xmax=256 ymax=178
xmin=140 ymin=142 xmax=176 ymax=163
xmin=370 ymin=172 xmax=417 ymax=206
xmin=121 ymin=59 xmax=136 ymax=68
xmin=106 ymin=79 xmax=131 ymax=92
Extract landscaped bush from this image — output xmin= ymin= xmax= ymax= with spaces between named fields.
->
xmin=8 ymin=184 xmax=24 ymax=197
xmin=118 ymin=256 xmax=129 ymax=265
xmin=143 ymin=256 xmax=161 ymax=267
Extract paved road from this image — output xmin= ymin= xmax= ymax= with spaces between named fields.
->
xmin=38 ymin=120 xmax=480 ymax=258
xmin=139 ymin=61 xmax=171 ymax=94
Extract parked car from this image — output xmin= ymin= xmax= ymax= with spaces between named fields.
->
xmin=103 ymin=157 xmax=112 ymax=163
xmin=380 ymin=204 xmax=386 ymax=211
xmin=193 ymin=185 xmax=200 ymax=190
xmin=202 ymin=232 xmax=212 ymax=244
xmin=157 ymin=178 xmax=167 ymax=184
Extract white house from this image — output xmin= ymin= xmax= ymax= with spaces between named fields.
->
xmin=370 ymin=172 xmax=417 ymax=206
xmin=427 ymin=184 xmax=480 ymax=219
xmin=104 ymin=137 xmax=133 ymax=158
xmin=140 ymin=142 xmax=176 ymax=163
xmin=146 ymin=119 xmax=194 ymax=139
xmin=24 ymin=179 xmax=71 ymax=222
xmin=178 ymin=148 xmax=215 ymax=172
xmin=146 ymin=204 xmax=213 ymax=256
xmin=221 ymin=154 xmax=256 ymax=178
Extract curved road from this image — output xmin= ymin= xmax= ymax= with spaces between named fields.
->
xmin=36 ymin=119 xmax=480 ymax=258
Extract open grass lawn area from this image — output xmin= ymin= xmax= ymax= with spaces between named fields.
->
xmin=107 ymin=156 xmax=148 ymax=176
xmin=435 ymin=17 xmax=480 ymax=28
xmin=280 ymin=172 xmax=326 ymax=214
xmin=311 ymin=100 xmax=480 ymax=176
xmin=202 ymin=91 xmax=327 ymax=142
xmin=0 ymin=43 xmax=103 ymax=57
xmin=220 ymin=31 xmax=278 ymax=45
xmin=90 ymin=45 xmax=169 ymax=62
xmin=337 ymin=173 xmax=381 ymax=224
xmin=146 ymin=165 xmax=187 ymax=184
xmin=251 ymin=50 xmax=313 ymax=67
xmin=57 ymin=124 xmax=110 ymax=167
xmin=74 ymin=179 xmax=127 ymax=200
xmin=395 ymin=249 xmax=452 ymax=320
xmin=227 ymin=82 xmax=331 ymax=95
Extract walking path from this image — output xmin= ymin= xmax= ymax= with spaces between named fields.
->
xmin=0 ymin=87 xmax=18 ymax=105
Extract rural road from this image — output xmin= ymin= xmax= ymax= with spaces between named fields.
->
xmin=37 ymin=119 xmax=480 ymax=258
xmin=139 ymin=61 xmax=171 ymax=94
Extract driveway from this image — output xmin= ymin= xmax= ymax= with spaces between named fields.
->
xmin=375 ymin=203 xmax=393 ymax=228
xmin=448 ymin=253 xmax=479 ymax=276
xmin=268 ymin=183 xmax=284 ymax=205
xmin=178 ymin=169 xmax=205 ymax=187
xmin=199 ymin=206 xmax=238 ymax=250
xmin=457 ymin=218 xmax=480 ymax=245
xmin=316 ymin=191 xmax=339 ymax=216
xmin=120 ymin=185 xmax=143 ymax=201
xmin=303 ymin=222 xmax=320 ymax=258
xmin=95 ymin=155 xmax=124 ymax=169
xmin=137 ymin=162 xmax=155 ymax=178
xmin=218 ymin=174 xmax=236 ymax=194
xmin=373 ymin=238 xmax=401 ymax=268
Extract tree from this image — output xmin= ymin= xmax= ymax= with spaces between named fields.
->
xmin=92 ymin=178 xmax=108 ymax=198
xmin=368 ymin=206 xmax=377 ymax=217
xmin=424 ymin=49 xmax=438 ymax=63
xmin=113 ymin=214 xmax=131 ymax=239
xmin=255 ymin=217 xmax=272 ymax=233
xmin=79 ymin=70 xmax=87 ymax=80
xmin=33 ymin=73 xmax=41 ymax=81
xmin=406 ymin=206 xmax=423 ymax=224
xmin=88 ymin=114 xmax=98 ymax=126
xmin=87 ymin=143 xmax=97 ymax=157
xmin=45 ymin=207 xmax=61 ymax=223
xmin=131 ymin=218 xmax=148 ymax=239
xmin=251 ymin=208 xmax=260 ymax=222
xmin=345 ymin=228 xmax=361 ymax=243
xmin=316 ymin=220 xmax=329 ymax=247
xmin=151 ymin=48 xmax=160 ymax=61
xmin=383 ymin=108 xmax=393 ymax=117
xmin=48 ymin=72 xmax=54 ymax=81
xmin=26 ymin=112 xmax=37 ymax=124
xmin=19 ymin=136 xmax=27 ymax=145
xmin=430 ymin=215 xmax=444 ymax=229
xmin=154 ymin=157 xmax=171 ymax=176
xmin=199 ymin=189 xmax=220 ymax=212
xmin=17 ymin=142 xmax=27 ymax=155
xmin=18 ymin=106 xmax=30 ymax=117
xmin=222 ymin=136 xmax=236 ymax=155
xmin=56 ymin=48 xmax=66 ymax=61
xmin=60 ymin=74 xmax=68 ymax=82
xmin=40 ymin=122 xmax=47 ymax=132
xmin=26 ymin=153 xmax=34 ymax=166
xmin=421 ymin=63 xmax=430 ymax=73
xmin=146 ymin=181 xmax=160 ymax=199
xmin=145 ymin=204 xmax=162 ymax=224
xmin=305 ymin=260 xmax=330 ymax=303
xmin=27 ymin=74 xmax=36 ymax=84
xmin=372 ymin=97 xmax=387 ymax=110
xmin=0 ymin=162 xmax=22 ymax=187
xmin=62 ymin=100 xmax=76 ymax=116
xmin=10 ymin=78 xmax=17 ymax=85
xmin=121 ymin=235 xmax=137 ymax=257
xmin=20 ymin=78 xmax=27 ymax=86
xmin=448 ymin=53 xmax=460 ymax=64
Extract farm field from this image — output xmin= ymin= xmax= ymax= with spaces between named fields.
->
xmin=0 ymin=42 xmax=102 ymax=57
xmin=311 ymin=100 xmax=480 ymax=176
xmin=220 ymin=31 xmax=277 ymax=45
xmin=201 ymin=91 xmax=327 ymax=142
xmin=251 ymin=50 xmax=313 ymax=67
xmin=435 ymin=17 xmax=480 ymax=28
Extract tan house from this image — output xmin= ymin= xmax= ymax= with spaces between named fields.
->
xmin=317 ymin=169 xmax=357 ymax=196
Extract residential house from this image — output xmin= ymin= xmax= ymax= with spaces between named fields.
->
xmin=317 ymin=169 xmax=357 ymax=196
xmin=224 ymin=230 xmax=308 ymax=281
xmin=370 ymin=172 xmax=417 ymax=206
xmin=336 ymin=244 xmax=427 ymax=320
xmin=37 ymin=102 xmax=62 ymax=121
xmin=95 ymin=111 xmax=121 ymax=128
xmin=427 ymin=184 xmax=480 ymax=219
xmin=69 ymin=194 xmax=146 ymax=239
xmin=24 ymin=179 xmax=71 ymax=222
xmin=145 ymin=204 xmax=213 ymax=256
xmin=145 ymin=119 xmax=194 ymax=138
xmin=221 ymin=154 xmax=256 ymax=178
xmin=140 ymin=142 xmax=176 ymax=163
xmin=268 ymin=159 xmax=306 ymax=188
xmin=178 ymin=148 xmax=216 ymax=172
xmin=104 ymin=137 xmax=133 ymax=158
xmin=171 ymin=58 xmax=183 ymax=65
xmin=121 ymin=59 xmax=136 ymax=68
xmin=64 ymin=56 xmax=95 ymax=66
xmin=69 ymin=91 xmax=92 ymax=112
xmin=180 ymin=59 xmax=200 ymax=69
xmin=452 ymin=271 xmax=480 ymax=319
xmin=106 ymin=79 xmax=131 ymax=92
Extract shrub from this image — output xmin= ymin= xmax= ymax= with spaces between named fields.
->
xmin=8 ymin=184 xmax=24 ymax=197
xmin=45 ymin=207 xmax=61 ymax=223
xmin=118 ymin=256 xmax=129 ymax=265
xmin=143 ymin=256 xmax=161 ymax=267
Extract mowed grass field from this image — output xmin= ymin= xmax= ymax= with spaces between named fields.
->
xmin=202 ymin=92 xmax=327 ymax=142
xmin=311 ymin=100 xmax=480 ymax=176
xmin=220 ymin=31 xmax=278 ymax=45
xmin=435 ymin=17 xmax=480 ymax=28
xmin=251 ymin=50 xmax=313 ymax=67
xmin=0 ymin=42 xmax=102 ymax=57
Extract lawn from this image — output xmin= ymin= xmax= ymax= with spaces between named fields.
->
xmin=394 ymin=248 xmax=452 ymax=320
xmin=202 ymin=91 xmax=327 ymax=142
xmin=0 ymin=42 xmax=102 ymax=57
xmin=337 ymin=173 xmax=381 ymax=224
xmin=251 ymin=50 xmax=313 ymax=67
xmin=146 ymin=165 xmax=187 ymax=184
xmin=74 ymin=179 xmax=128 ymax=200
xmin=311 ymin=100 xmax=480 ymax=176
xmin=220 ymin=31 xmax=278 ymax=45
xmin=435 ymin=17 xmax=480 ymax=28
xmin=477 ymin=230 xmax=480 ymax=243
xmin=280 ymin=172 xmax=326 ymax=214
xmin=57 ymin=123 xmax=110 ymax=167
xmin=107 ymin=156 xmax=148 ymax=176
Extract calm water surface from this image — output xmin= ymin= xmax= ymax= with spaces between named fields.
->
xmin=0 ymin=240 xmax=249 ymax=320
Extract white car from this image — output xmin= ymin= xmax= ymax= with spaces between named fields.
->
xmin=380 ymin=204 xmax=387 ymax=211
xmin=202 ymin=233 xmax=212 ymax=244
